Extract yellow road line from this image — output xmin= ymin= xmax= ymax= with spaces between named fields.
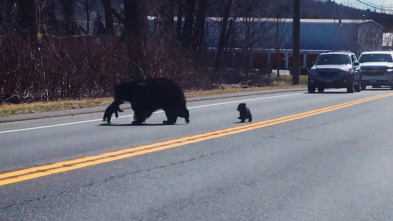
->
xmin=1 ymin=93 xmax=393 ymax=186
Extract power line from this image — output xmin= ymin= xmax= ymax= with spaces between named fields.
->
xmin=362 ymin=0 xmax=393 ymax=9
xmin=355 ymin=0 xmax=393 ymax=12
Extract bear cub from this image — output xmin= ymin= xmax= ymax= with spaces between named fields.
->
xmin=237 ymin=103 xmax=252 ymax=123
xmin=103 ymin=100 xmax=124 ymax=123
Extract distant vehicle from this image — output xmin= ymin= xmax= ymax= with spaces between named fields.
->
xmin=308 ymin=51 xmax=361 ymax=93
xmin=357 ymin=51 xmax=393 ymax=90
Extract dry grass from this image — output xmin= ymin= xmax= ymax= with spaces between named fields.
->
xmin=186 ymin=84 xmax=306 ymax=98
xmin=0 ymin=98 xmax=113 ymax=117
xmin=0 ymin=76 xmax=307 ymax=117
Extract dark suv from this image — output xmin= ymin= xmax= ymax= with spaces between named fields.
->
xmin=308 ymin=52 xmax=361 ymax=93
xmin=358 ymin=51 xmax=393 ymax=90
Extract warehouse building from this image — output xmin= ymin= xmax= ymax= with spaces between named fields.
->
xmin=205 ymin=18 xmax=383 ymax=69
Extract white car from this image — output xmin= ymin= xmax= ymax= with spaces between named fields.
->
xmin=358 ymin=51 xmax=393 ymax=90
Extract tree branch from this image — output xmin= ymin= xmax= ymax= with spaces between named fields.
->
xmin=112 ymin=8 xmax=124 ymax=23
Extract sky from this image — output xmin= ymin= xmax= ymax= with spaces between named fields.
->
xmin=328 ymin=0 xmax=393 ymax=13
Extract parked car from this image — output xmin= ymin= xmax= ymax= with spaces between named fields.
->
xmin=308 ymin=51 xmax=361 ymax=93
xmin=358 ymin=51 xmax=393 ymax=90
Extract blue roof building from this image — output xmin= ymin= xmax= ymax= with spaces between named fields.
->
xmin=205 ymin=18 xmax=383 ymax=56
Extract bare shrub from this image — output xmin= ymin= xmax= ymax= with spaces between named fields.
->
xmin=122 ymin=36 xmax=191 ymax=80
xmin=0 ymin=34 xmax=130 ymax=102
xmin=0 ymin=32 xmax=218 ymax=103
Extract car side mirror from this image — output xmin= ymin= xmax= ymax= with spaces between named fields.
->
xmin=354 ymin=61 xmax=359 ymax=66
xmin=308 ymin=61 xmax=314 ymax=68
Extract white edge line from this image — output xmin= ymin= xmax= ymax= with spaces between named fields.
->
xmin=0 ymin=93 xmax=302 ymax=134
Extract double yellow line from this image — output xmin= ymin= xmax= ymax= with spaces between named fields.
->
xmin=1 ymin=93 xmax=393 ymax=186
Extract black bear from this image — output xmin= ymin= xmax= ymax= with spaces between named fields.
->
xmin=237 ymin=103 xmax=252 ymax=123
xmin=103 ymin=78 xmax=190 ymax=125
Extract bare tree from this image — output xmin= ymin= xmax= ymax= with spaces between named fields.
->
xmin=60 ymin=0 xmax=77 ymax=34
xmin=214 ymin=0 xmax=232 ymax=71
xmin=348 ymin=21 xmax=383 ymax=56
xmin=383 ymin=32 xmax=393 ymax=50
xmin=1 ymin=0 xmax=16 ymax=31
xmin=272 ymin=1 xmax=291 ymax=78
xmin=122 ymin=0 xmax=149 ymax=78
xmin=13 ymin=0 xmax=36 ymax=36
xmin=79 ymin=0 xmax=92 ymax=34
xmin=192 ymin=0 xmax=208 ymax=54
xmin=349 ymin=23 xmax=365 ymax=56
xmin=176 ymin=0 xmax=184 ymax=40
xmin=361 ymin=22 xmax=382 ymax=51
xmin=182 ymin=0 xmax=196 ymax=49
xmin=122 ymin=0 xmax=148 ymax=39
xmin=234 ymin=0 xmax=270 ymax=80
xmin=0 ymin=0 xmax=5 ymax=28
xmin=101 ymin=0 xmax=113 ymax=34
xmin=44 ymin=0 xmax=57 ymax=30
xmin=155 ymin=0 xmax=175 ymax=38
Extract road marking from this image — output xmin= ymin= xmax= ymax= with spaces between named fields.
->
xmin=0 ymin=93 xmax=302 ymax=134
xmin=1 ymin=93 xmax=393 ymax=186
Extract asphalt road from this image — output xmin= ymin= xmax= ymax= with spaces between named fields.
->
xmin=1 ymin=87 xmax=393 ymax=220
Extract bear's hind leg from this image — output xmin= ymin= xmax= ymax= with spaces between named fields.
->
xmin=176 ymin=107 xmax=190 ymax=124
xmin=132 ymin=111 xmax=147 ymax=125
xmin=240 ymin=114 xmax=246 ymax=123
xmin=164 ymin=110 xmax=177 ymax=125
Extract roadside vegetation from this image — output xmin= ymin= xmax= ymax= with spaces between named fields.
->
xmin=1 ymin=1 xmax=309 ymax=106
xmin=1 ymin=0 xmax=311 ymax=118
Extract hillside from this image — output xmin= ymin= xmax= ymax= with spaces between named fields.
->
xmin=300 ymin=0 xmax=393 ymax=32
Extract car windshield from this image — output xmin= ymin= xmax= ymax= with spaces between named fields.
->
xmin=315 ymin=54 xmax=351 ymax=65
xmin=359 ymin=54 xmax=393 ymax=63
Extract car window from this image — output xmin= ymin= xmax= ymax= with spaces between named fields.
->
xmin=315 ymin=54 xmax=351 ymax=65
xmin=359 ymin=54 xmax=393 ymax=63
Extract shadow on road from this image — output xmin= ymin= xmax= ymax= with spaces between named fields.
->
xmin=99 ymin=123 xmax=184 ymax=126
xmin=363 ymin=88 xmax=392 ymax=92
xmin=304 ymin=92 xmax=348 ymax=94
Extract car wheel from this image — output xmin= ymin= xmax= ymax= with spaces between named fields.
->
xmin=317 ymin=87 xmax=325 ymax=93
xmin=347 ymin=81 xmax=354 ymax=93
xmin=308 ymin=84 xmax=315 ymax=93
xmin=354 ymin=81 xmax=361 ymax=92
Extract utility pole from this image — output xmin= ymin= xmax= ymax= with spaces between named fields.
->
xmin=292 ymin=0 xmax=300 ymax=85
